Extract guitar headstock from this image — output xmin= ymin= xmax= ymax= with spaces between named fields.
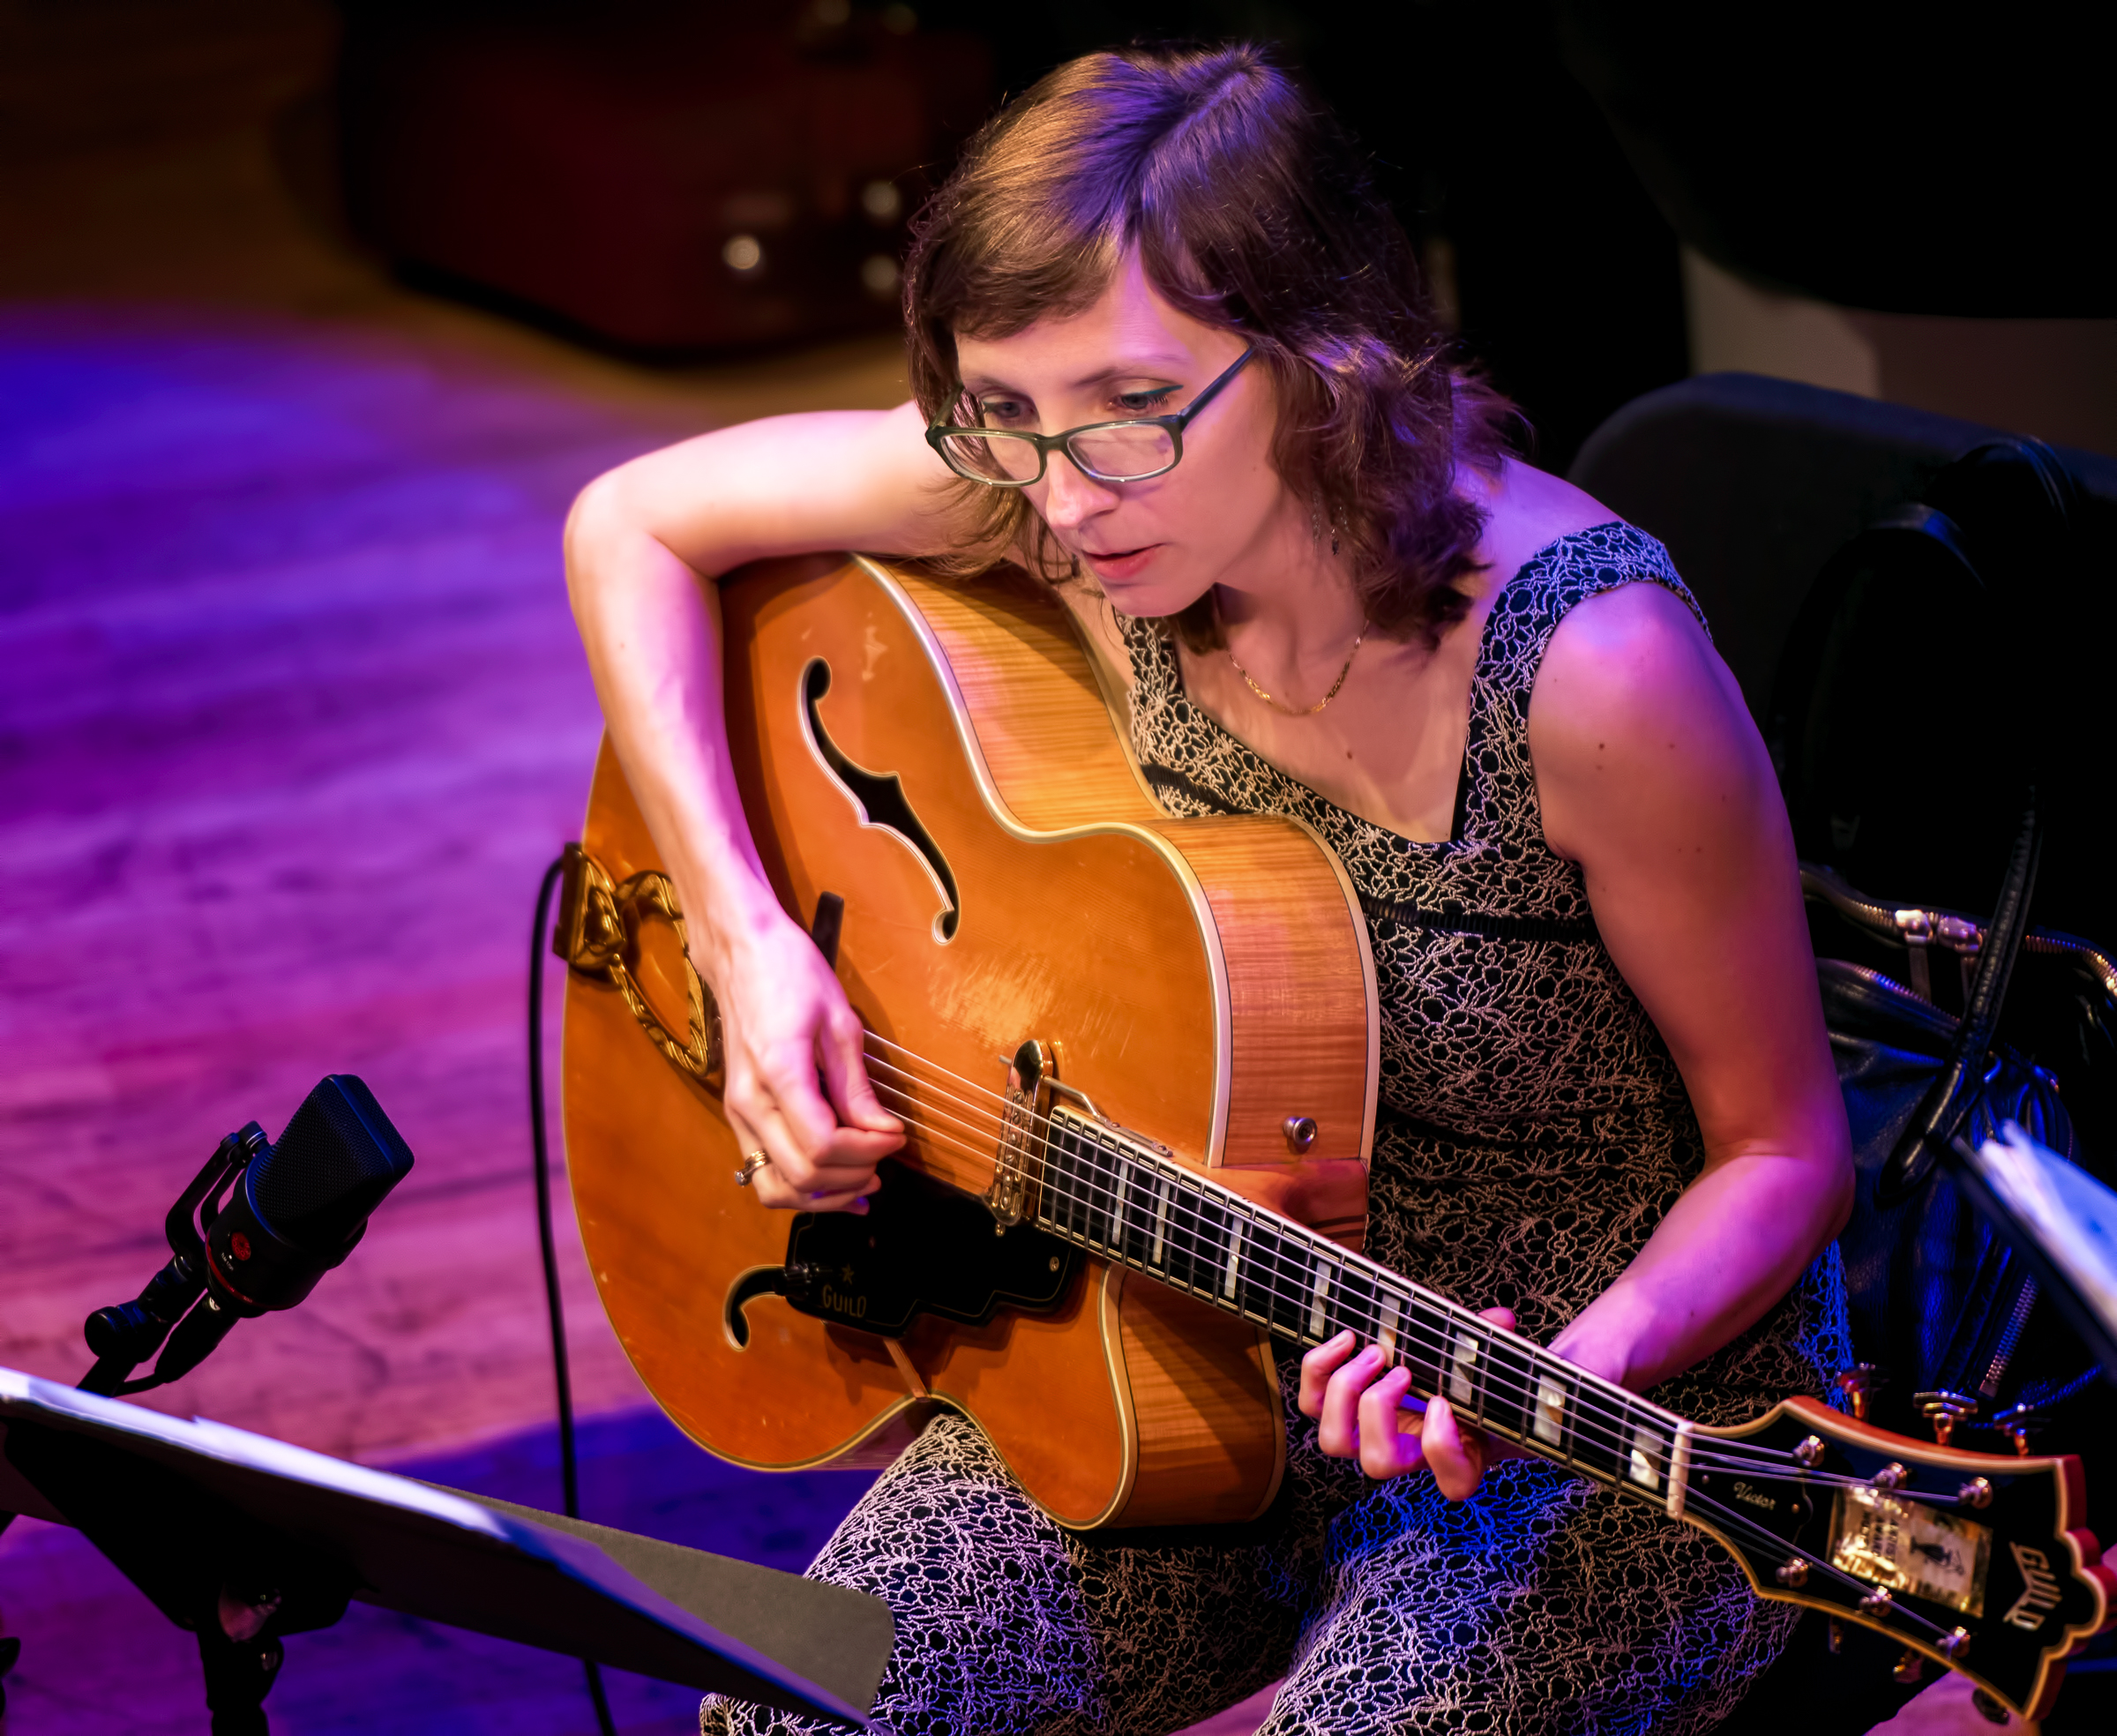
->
xmin=1694 ymin=1396 xmax=2113 ymax=1721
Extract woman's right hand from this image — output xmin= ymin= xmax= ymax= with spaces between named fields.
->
xmin=565 ymin=402 xmax=952 ymax=1213
xmin=707 ymin=903 xmax=903 ymax=1213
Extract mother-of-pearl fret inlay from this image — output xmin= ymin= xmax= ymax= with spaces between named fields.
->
xmin=1150 ymin=1176 xmax=1170 ymax=1267
xmin=1448 ymin=1331 xmax=1480 ymax=1405
xmin=1534 ymin=1373 xmax=1569 ymax=1448
xmin=1223 ymin=1221 xmax=1244 ymax=1299
xmin=1376 ymin=1290 xmax=1401 ymax=1355
xmin=1628 ymin=1425 xmax=1663 ymax=1492
xmin=1307 ymin=1258 xmax=1335 ymax=1339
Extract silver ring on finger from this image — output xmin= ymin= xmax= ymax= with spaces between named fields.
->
xmin=735 ymin=1149 xmax=770 ymax=1186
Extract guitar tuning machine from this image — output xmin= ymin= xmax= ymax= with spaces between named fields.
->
xmin=1957 ymin=1476 xmax=1994 ymax=1510
xmin=1794 ymin=1434 xmax=1827 ymax=1468
xmin=1834 ymin=1363 xmax=1886 ymax=1422
xmin=1871 ymin=1461 xmax=1909 ymax=1493
xmin=1938 ymin=1628 xmax=1971 ymax=1661
xmin=1915 ymin=1388 xmax=1979 ymax=1447
xmin=1858 ymin=1587 xmax=1895 ymax=1616
xmin=1987 ymin=1401 xmax=2047 ymax=1458
xmin=1893 ymin=1647 xmax=1923 ymax=1685
xmin=1774 ymin=1558 xmax=1809 ymax=1587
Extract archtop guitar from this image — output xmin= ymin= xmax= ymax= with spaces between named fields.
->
xmin=557 ymin=554 xmax=2113 ymax=1719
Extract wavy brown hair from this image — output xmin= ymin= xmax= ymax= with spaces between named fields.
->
xmin=901 ymin=41 xmax=1520 ymax=649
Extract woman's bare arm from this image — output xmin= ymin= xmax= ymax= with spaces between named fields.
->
xmin=1531 ymin=580 xmax=1853 ymax=1390
xmin=562 ymin=400 xmax=967 ymax=1210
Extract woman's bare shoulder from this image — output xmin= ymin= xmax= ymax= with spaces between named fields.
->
xmin=1473 ymin=457 xmax=1622 ymax=588
xmin=1530 ymin=575 xmax=1759 ymax=865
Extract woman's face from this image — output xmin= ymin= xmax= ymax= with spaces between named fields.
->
xmin=950 ymin=255 xmax=1298 ymax=617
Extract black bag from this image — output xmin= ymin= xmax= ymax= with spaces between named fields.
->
xmin=1771 ymin=438 xmax=2117 ymax=1460
xmin=1807 ymin=842 xmax=2116 ymax=1443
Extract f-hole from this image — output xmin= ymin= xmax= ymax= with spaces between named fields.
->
xmin=802 ymin=658 xmax=960 ymax=940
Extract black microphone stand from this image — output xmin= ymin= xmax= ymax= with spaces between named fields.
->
xmin=79 ymin=1121 xmax=270 ymax=1398
xmin=0 ymin=1119 xmax=302 ymax=1732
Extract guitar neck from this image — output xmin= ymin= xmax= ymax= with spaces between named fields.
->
xmin=1029 ymin=1105 xmax=1695 ymax=1516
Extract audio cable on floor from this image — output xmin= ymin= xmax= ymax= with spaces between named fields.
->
xmin=532 ymin=852 xmax=617 ymax=1736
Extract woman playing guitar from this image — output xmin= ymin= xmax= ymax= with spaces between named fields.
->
xmin=565 ymin=41 xmax=1854 ymax=1736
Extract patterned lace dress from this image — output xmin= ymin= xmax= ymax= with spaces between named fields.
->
xmin=702 ymin=523 xmax=1850 ymax=1736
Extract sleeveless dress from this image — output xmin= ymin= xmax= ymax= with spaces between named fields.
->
xmin=701 ymin=523 xmax=1851 ymax=1736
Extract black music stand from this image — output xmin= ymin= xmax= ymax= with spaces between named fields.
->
xmin=0 ymin=1369 xmax=890 ymax=1732
xmin=1949 ymin=1125 xmax=2117 ymax=1383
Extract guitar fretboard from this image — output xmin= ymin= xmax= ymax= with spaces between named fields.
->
xmin=1029 ymin=1106 xmax=1694 ymax=1511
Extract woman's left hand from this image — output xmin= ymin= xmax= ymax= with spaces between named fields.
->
xmin=1298 ymin=1309 xmax=1518 ymax=1499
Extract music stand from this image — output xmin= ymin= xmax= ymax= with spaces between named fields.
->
xmin=0 ymin=1369 xmax=890 ymax=1732
xmin=1949 ymin=1125 xmax=2117 ymax=1383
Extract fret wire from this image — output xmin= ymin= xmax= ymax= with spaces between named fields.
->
xmin=1028 ymin=1123 xmax=1657 ymax=1472
xmin=850 ymin=1037 xmax=1761 ymax=1473
xmin=842 ymin=1036 xmax=1788 ymax=1491
xmin=1026 ymin=1118 xmax=1656 ymax=1456
xmin=871 ymin=1091 xmax=1690 ymax=1478
xmin=1036 ymin=1134 xmax=1658 ymax=1469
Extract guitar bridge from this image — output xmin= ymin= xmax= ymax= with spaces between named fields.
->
xmin=985 ymin=1038 xmax=1051 ymax=1228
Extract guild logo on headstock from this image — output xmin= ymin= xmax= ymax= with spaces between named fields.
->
xmin=2003 ymin=1543 xmax=2064 ymax=1631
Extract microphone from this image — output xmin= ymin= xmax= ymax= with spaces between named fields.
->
xmin=80 ymin=1076 xmax=415 ymax=1396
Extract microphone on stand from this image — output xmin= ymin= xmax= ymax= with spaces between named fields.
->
xmin=79 ymin=1075 xmax=416 ymax=1397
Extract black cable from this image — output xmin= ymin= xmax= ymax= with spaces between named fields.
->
xmin=531 ymin=852 xmax=617 ymax=1736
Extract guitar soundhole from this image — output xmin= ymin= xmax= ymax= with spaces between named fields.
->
xmin=802 ymin=659 xmax=960 ymax=940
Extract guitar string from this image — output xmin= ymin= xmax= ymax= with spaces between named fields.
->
xmin=827 ymin=1062 xmax=1959 ymax=1631
xmin=990 ymin=1099 xmax=1756 ymax=1474
xmin=862 ymin=1055 xmax=1032 ymax=1151
xmin=1673 ymin=1487 xmax=1955 ymax=1644
xmin=854 ymin=1074 xmax=1776 ymax=1482
xmin=849 ymin=1049 xmax=1955 ymax=1492
xmin=1004 ymin=1111 xmax=1913 ymax=1485
xmin=836 ymin=1055 xmax=2006 ymax=1629
xmin=846 ymin=1078 xmax=2001 ymax=1573
xmin=780 ymin=1100 xmax=1963 ymax=1654
xmin=1032 ymin=1144 xmax=1878 ymax=1487
xmin=863 ymin=1030 xmax=1015 ymax=1108
xmin=854 ymin=1066 xmax=1794 ymax=1478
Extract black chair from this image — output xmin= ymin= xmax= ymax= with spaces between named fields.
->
xmin=1568 ymin=370 xmax=2117 ymax=727
xmin=1567 ymin=374 xmax=2117 ymax=1733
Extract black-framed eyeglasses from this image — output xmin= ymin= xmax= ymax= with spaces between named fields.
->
xmin=925 ymin=347 xmax=1258 ymax=488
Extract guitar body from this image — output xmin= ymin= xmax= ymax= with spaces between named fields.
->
xmin=562 ymin=554 xmax=1380 ymax=1528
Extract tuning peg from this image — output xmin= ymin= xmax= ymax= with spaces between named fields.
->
xmin=1914 ymin=1389 xmax=1979 ymax=1447
xmin=1986 ymin=1401 xmax=2049 ymax=1458
xmin=1892 ymin=1647 xmax=1923 ymax=1685
xmin=1834 ymin=1364 xmax=1886 ymax=1422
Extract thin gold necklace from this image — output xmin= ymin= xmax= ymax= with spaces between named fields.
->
xmin=1226 ymin=617 xmax=1373 ymax=716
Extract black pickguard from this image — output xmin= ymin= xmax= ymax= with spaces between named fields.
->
xmin=725 ymin=1161 xmax=1077 ymax=1343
